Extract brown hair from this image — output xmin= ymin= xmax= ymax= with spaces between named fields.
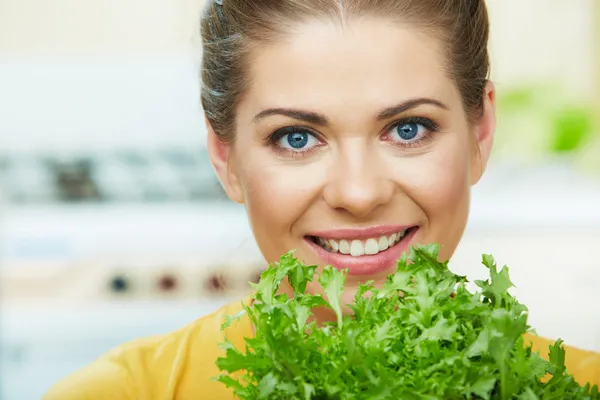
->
xmin=200 ymin=0 xmax=490 ymax=143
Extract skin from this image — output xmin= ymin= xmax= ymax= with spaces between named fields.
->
xmin=207 ymin=17 xmax=496 ymax=322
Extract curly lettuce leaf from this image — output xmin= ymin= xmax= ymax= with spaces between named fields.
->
xmin=216 ymin=244 xmax=599 ymax=400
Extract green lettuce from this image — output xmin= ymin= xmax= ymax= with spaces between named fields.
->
xmin=216 ymin=244 xmax=599 ymax=399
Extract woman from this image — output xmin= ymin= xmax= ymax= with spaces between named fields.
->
xmin=44 ymin=0 xmax=600 ymax=398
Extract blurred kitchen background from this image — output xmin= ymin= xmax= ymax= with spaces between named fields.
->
xmin=0 ymin=0 xmax=599 ymax=398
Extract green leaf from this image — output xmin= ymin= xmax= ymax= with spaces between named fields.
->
xmin=257 ymin=372 xmax=278 ymax=398
xmin=466 ymin=328 xmax=490 ymax=358
xmin=249 ymin=267 xmax=278 ymax=304
xmin=294 ymin=304 xmax=310 ymax=332
xmin=470 ymin=376 xmax=497 ymax=398
xmin=482 ymin=253 xmax=496 ymax=269
xmin=216 ymin=374 xmax=246 ymax=392
xmin=547 ymin=339 xmax=567 ymax=378
xmin=492 ymin=265 xmax=515 ymax=294
xmin=215 ymin=344 xmax=248 ymax=373
xmin=215 ymin=247 xmax=598 ymax=400
xmin=517 ymin=387 xmax=539 ymax=400
xmin=288 ymin=263 xmax=317 ymax=296
xmin=221 ymin=308 xmax=247 ymax=331
xmin=418 ymin=316 xmax=456 ymax=342
xmin=319 ymin=265 xmax=346 ymax=328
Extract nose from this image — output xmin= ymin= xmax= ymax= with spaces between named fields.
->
xmin=323 ymin=143 xmax=394 ymax=219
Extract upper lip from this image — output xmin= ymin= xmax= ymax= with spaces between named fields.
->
xmin=306 ymin=225 xmax=416 ymax=241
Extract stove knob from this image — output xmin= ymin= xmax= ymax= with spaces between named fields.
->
xmin=109 ymin=275 xmax=130 ymax=293
xmin=157 ymin=275 xmax=178 ymax=292
xmin=205 ymin=273 xmax=227 ymax=293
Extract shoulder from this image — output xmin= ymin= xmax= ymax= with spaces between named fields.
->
xmin=43 ymin=299 xmax=252 ymax=400
xmin=525 ymin=333 xmax=600 ymax=387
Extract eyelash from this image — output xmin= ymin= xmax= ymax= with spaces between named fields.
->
xmin=265 ymin=116 xmax=440 ymax=157
xmin=382 ymin=116 xmax=440 ymax=149
xmin=266 ymin=126 xmax=324 ymax=158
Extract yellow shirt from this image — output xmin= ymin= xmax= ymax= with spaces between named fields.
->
xmin=43 ymin=300 xmax=600 ymax=400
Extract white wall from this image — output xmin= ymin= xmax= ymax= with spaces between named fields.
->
xmin=0 ymin=0 xmax=204 ymax=55
xmin=0 ymin=0 xmax=207 ymax=152
xmin=487 ymin=0 xmax=597 ymax=99
xmin=0 ymin=55 xmax=206 ymax=152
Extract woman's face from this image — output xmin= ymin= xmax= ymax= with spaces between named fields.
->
xmin=208 ymin=17 xmax=495 ymax=314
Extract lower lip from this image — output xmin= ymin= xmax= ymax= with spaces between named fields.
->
xmin=305 ymin=228 xmax=419 ymax=276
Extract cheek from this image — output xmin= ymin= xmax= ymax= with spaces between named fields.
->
xmin=405 ymin=136 xmax=472 ymax=258
xmin=236 ymin=154 xmax=323 ymax=262
xmin=419 ymin=149 xmax=470 ymax=211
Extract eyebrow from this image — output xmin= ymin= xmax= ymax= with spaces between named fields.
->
xmin=252 ymin=98 xmax=449 ymax=125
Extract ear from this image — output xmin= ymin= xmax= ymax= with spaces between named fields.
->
xmin=470 ymin=81 xmax=496 ymax=186
xmin=205 ymin=116 xmax=245 ymax=204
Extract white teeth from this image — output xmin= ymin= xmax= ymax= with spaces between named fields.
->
xmin=388 ymin=233 xmax=397 ymax=244
xmin=377 ymin=236 xmax=389 ymax=251
xmin=314 ymin=229 xmax=410 ymax=256
xmin=350 ymin=240 xmax=365 ymax=257
xmin=339 ymin=240 xmax=350 ymax=255
xmin=364 ymin=238 xmax=379 ymax=255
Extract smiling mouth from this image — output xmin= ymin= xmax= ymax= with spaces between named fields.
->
xmin=307 ymin=227 xmax=418 ymax=257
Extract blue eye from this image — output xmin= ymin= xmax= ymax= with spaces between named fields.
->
xmin=286 ymin=132 xmax=308 ymax=148
xmin=277 ymin=130 xmax=319 ymax=151
xmin=392 ymin=122 xmax=426 ymax=142
xmin=383 ymin=117 xmax=439 ymax=148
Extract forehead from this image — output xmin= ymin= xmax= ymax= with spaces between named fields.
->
xmin=240 ymin=17 xmax=458 ymax=118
